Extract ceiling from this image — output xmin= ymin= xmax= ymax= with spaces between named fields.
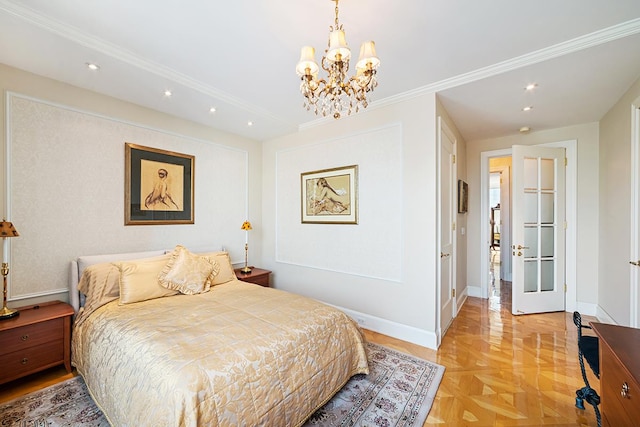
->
xmin=1 ymin=0 xmax=640 ymax=143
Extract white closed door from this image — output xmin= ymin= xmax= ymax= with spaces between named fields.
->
xmin=631 ymin=104 xmax=640 ymax=327
xmin=438 ymin=119 xmax=456 ymax=336
xmin=512 ymin=145 xmax=566 ymax=315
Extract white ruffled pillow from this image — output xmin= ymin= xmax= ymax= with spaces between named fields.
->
xmin=158 ymin=245 xmax=219 ymax=294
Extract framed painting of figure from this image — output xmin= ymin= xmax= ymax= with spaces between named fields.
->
xmin=125 ymin=143 xmax=194 ymax=225
xmin=301 ymin=165 xmax=358 ymax=224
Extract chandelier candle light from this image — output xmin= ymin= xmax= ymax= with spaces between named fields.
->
xmin=0 ymin=220 xmax=20 ymax=319
xmin=240 ymin=220 xmax=253 ymax=274
xmin=296 ymin=0 xmax=380 ymax=119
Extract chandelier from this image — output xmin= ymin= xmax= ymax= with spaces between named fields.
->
xmin=296 ymin=0 xmax=380 ymax=119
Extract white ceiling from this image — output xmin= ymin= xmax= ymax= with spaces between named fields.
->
xmin=1 ymin=0 xmax=640 ymax=142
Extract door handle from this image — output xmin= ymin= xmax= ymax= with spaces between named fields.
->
xmin=440 ymin=252 xmax=450 ymax=258
xmin=630 ymin=260 xmax=640 ymax=267
xmin=512 ymin=244 xmax=529 ymax=250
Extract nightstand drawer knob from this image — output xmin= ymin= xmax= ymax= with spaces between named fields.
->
xmin=621 ymin=382 xmax=630 ymax=398
xmin=21 ymin=357 xmax=28 ymax=365
xmin=21 ymin=334 xmax=29 ymax=341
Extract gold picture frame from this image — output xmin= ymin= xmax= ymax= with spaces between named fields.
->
xmin=301 ymin=165 xmax=358 ymax=224
xmin=125 ymin=143 xmax=194 ymax=225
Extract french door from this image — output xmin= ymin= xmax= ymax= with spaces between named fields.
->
xmin=512 ymin=145 xmax=566 ymax=315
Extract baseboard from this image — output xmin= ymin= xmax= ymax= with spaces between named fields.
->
xmin=457 ymin=286 xmax=468 ymax=309
xmin=595 ymin=305 xmax=617 ymax=324
xmin=575 ymin=301 xmax=598 ymax=317
xmin=329 ymin=304 xmax=438 ymax=350
xmin=467 ymin=285 xmax=482 ymax=298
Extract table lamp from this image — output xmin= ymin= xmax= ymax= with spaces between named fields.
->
xmin=1 ymin=219 xmax=20 ymax=319
xmin=240 ymin=220 xmax=252 ymax=273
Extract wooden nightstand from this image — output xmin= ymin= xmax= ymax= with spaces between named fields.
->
xmin=0 ymin=300 xmax=74 ymax=385
xmin=234 ymin=267 xmax=272 ymax=287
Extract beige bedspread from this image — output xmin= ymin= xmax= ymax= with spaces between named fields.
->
xmin=72 ymin=279 xmax=368 ymax=427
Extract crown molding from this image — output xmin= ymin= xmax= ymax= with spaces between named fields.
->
xmin=0 ymin=0 xmax=293 ymax=128
xmin=300 ymin=17 xmax=640 ymax=131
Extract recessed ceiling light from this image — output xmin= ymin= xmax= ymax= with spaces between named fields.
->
xmin=247 ymin=121 xmax=253 ymax=127
xmin=86 ymin=62 xmax=100 ymax=71
xmin=163 ymin=90 xmax=172 ymax=97
xmin=519 ymin=126 xmax=531 ymax=133
xmin=209 ymin=107 xmax=216 ymax=113
xmin=522 ymin=106 xmax=533 ymax=112
xmin=525 ymin=83 xmax=537 ymax=91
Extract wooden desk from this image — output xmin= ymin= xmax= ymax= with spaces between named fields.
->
xmin=590 ymin=322 xmax=640 ymax=426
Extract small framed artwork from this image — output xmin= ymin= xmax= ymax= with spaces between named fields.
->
xmin=301 ymin=165 xmax=358 ymax=224
xmin=125 ymin=143 xmax=194 ymax=225
xmin=458 ymin=179 xmax=468 ymax=214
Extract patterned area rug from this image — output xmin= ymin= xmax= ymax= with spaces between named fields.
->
xmin=0 ymin=342 xmax=444 ymax=427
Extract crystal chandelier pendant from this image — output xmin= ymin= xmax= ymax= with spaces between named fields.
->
xmin=295 ymin=0 xmax=379 ymax=119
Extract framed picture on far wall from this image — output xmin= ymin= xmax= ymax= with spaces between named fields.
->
xmin=458 ymin=179 xmax=468 ymax=214
xmin=125 ymin=143 xmax=194 ymax=225
xmin=301 ymin=165 xmax=358 ymax=224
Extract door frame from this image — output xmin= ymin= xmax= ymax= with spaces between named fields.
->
xmin=436 ymin=116 xmax=457 ymax=346
xmin=630 ymin=100 xmax=640 ymax=328
xmin=479 ymin=139 xmax=577 ymax=311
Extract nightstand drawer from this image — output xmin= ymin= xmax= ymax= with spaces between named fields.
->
xmin=234 ymin=267 xmax=272 ymax=287
xmin=0 ymin=339 xmax=64 ymax=383
xmin=0 ymin=317 xmax=64 ymax=355
xmin=246 ymin=274 xmax=270 ymax=287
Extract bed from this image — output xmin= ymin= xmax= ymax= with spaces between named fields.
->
xmin=69 ymin=246 xmax=369 ymax=426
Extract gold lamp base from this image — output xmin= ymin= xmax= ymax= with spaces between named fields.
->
xmin=1 ymin=261 xmax=19 ymax=320
xmin=0 ymin=305 xmax=18 ymax=319
xmin=240 ymin=266 xmax=252 ymax=274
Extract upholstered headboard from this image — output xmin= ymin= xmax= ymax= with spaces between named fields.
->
xmin=69 ymin=250 xmax=166 ymax=312
xmin=68 ymin=246 xmax=228 ymax=312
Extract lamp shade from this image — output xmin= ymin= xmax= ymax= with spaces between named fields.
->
xmin=326 ymin=29 xmax=351 ymax=62
xmin=0 ymin=221 xmax=19 ymax=238
xmin=356 ymin=41 xmax=380 ymax=70
xmin=241 ymin=221 xmax=252 ymax=231
xmin=296 ymin=46 xmax=320 ymax=76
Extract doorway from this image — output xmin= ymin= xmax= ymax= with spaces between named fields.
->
xmin=489 ymin=159 xmax=512 ymax=283
xmin=479 ymin=140 xmax=578 ymax=313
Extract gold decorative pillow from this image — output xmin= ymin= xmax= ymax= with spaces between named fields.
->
xmin=197 ymin=251 xmax=236 ymax=285
xmin=114 ymin=254 xmax=178 ymax=305
xmin=158 ymin=245 xmax=219 ymax=294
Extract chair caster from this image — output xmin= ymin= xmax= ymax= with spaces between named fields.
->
xmin=575 ymin=396 xmax=585 ymax=410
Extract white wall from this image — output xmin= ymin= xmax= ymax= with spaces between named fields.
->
xmin=599 ymin=76 xmax=640 ymax=325
xmin=1 ymin=63 xmax=263 ymax=306
xmin=466 ymin=123 xmax=600 ymax=308
xmin=262 ymin=94 xmax=442 ymax=348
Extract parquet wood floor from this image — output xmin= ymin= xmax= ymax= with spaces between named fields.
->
xmin=1 ymin=281 xmax=600 ymax=427
xmin=365 ymin=281 xmax=600 ymax=426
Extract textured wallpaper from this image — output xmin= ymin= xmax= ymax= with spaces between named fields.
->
xmin=275 ymin=125 xmax=403 ymax=281
xmin=7 ymin=94 xmax=248 ymax=300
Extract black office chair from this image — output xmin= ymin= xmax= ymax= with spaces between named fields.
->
xmin=573 ymin=311 xmax=601 ymax=427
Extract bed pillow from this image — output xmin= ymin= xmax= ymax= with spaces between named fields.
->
xmin=75 ymin=261 xmax=121 ymax=326
xmin=114 ymin=254 xmax=178 ymax=304
xmin=197 ymin=251 xmax=236 ymax=285
xmin=159 ymin=245 xmax=219 ymax=294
